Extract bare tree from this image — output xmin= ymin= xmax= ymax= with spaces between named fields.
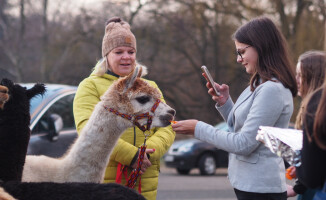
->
xmin=1 ymin=0 xmax=325 ymax=124
xmin=0 ymin=0 xmax=17 ymax=80
xmin=15 ymin=0 xmax=26 ymax=81
xmin=40 ymin=0 xmax=48 ymax=82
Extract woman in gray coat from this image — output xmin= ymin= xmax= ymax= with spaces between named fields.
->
xmin=172 ymin=16 xmax=297 ymax=200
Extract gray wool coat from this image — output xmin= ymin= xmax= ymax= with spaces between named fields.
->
xmin=195 ymin=80 xmax=293 ymax=193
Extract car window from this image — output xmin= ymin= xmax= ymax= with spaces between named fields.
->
xmin=30 ymin=95 xmax=43 ymax=115
xmin=32 ymin=94 xmax=76 ymax=135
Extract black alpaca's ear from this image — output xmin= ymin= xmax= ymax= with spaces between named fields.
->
xmin=0 ymin=78 xmax=14 ymax=89
xmin=26 ymin=83 xmax=46 ymax=100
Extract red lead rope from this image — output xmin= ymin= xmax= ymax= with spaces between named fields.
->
xmin=126 ymin=145 xmax=146 ymax=189
xmin=108 ymin=99 xmax=161 ymax=194
xmin=116 ymin=145 xmax=146 ymax=193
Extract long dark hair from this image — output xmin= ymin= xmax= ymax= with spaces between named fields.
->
xmin=233 ymin=16 xmax=297 ymax=97
xmin=295 ymin=51 xmax=326 ymax=129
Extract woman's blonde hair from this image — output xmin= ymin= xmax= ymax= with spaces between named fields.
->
xmin=93 ymin=57 xmax=108 ymax=76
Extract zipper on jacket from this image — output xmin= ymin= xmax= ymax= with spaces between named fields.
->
xmin=133 ymin=127 xmax=136 ymax=146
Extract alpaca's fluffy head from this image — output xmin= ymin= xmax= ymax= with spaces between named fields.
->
xmin=0 ymin=79 xmax=46 ymax=126
xmin=101 ymin=66 xmax=176 ymax=128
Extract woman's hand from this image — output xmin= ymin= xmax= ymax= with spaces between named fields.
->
xmin=203 ymin=73 xmax=229 ymax=106
xmin=132 ymin=148 xmax=155 ymax=173
xmin=171 ymin=120 xmax=198 ymax=135
xmin=287 ymin=166 xmax=297 ymax=178
xmin=286 ymin=184 xmax=297 ymax=197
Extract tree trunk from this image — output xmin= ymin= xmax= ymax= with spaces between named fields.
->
xmin=41 ymin=0 xmax=48 ymax=82
xmin=15 ymin=0 xmax=25 ymax=81
xmin=324 ymin=20 xmax=326 ymax=51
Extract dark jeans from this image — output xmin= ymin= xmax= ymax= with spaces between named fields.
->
xmin=234 ymin=188 xmax=287 ymax=200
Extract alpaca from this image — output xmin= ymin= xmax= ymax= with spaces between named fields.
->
xmin=0 ymin=182 xmax=145 ymax=200
xmin=0 ymin=79 xmax=46 ymax=182
xmin=23 ymin=66 xmax=176 ymax=182
xmin=0 ymin=78 xmax=146 ymax=200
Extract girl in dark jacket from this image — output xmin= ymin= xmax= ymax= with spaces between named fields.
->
xmin=287 ymin=51 xmax=326 ymax=200
xmin=289 ymin=72 xmax=326 ymax=199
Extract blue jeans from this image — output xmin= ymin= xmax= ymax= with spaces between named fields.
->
xmin=297 ymin=189 xmax=317 ymax=200
xmin=313 ymin=181 xmax=326 ymax=200
xmin=234 ymin=188 xmax=287 ymax=200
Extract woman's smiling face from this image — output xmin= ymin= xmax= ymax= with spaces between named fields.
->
xmin=235 ymin=40 xmax=258 ymax=75
xmin=107 ymin=46 xmax=136 ymax=76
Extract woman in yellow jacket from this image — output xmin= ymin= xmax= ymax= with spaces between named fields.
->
xmin=73 ymin=17 xmax=175 ymax=200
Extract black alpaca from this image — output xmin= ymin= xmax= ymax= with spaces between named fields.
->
xmin=0 ymin=79 xmax=45 ymax=182
xmin=0 ymin=79 xmax=145 ymax=200
xmin=0 ymin=182 xmax=145 ymax=200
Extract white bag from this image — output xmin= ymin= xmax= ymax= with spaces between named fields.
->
xmin=256 ymin=126 xmax=303 ymax=165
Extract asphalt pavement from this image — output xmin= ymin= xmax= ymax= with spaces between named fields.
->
xmin=157 ymin=164 xmax=297 ymax=200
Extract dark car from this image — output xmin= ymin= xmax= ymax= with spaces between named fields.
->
xmin=164 ymin=122 xmax=229 ymax=175
xmin=24 ymin=83 xmax=78 ymax=157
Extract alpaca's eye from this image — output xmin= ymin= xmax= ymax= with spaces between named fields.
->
xmin=135 ymin=96 xmax=150 ymax=104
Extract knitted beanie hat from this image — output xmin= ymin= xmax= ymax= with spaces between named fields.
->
xmin=102 ymin=17 xmax=137 ymax=57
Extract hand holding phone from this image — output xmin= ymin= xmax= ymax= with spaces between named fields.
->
xmin=201 ymin=65 xmax=220 ymax=96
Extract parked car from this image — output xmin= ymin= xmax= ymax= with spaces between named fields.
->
xmin=25 ymin=83 xmax=78 ymax=157
xmin=163 ymin=122 xmax=229 ymax=175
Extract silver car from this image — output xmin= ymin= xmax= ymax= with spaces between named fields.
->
xmin=25 ymin=83 xmax=78 ymax=157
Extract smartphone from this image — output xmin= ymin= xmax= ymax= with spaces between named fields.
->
xmin=201 ymin=65 xmax=220 ymax=96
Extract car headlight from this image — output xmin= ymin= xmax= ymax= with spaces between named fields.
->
xmin=177 ymin=143 xmax=194 ymax=153
xmin=167 ymin=140 xmax=196 ymax=155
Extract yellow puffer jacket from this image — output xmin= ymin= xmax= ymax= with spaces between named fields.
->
xmin=73 ymin=63 xmax=175 ymax=200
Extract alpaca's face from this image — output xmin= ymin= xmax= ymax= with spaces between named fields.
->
xmin=0 ymin=86 xmax=9 ymax=110
xmin=102 ymin=66 xmax=176 ymax=128
xmin=128 ymin=81 xmax=176 ymax=128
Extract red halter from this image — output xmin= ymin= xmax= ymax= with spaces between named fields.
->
xmin=104 ymin=99 xmax=161 ymax=132
xmin=105 ymin=99 xmax=161 ymax=192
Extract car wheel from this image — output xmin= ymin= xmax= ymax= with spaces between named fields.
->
xmin=176 ymin=168 xmax=190 ymax=175
xmin=199 ymin=153 xmax=216 ymax=175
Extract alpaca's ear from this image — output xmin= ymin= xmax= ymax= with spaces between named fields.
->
xmin=122 ymin=66 xmax=140 ymax=93
xmin=26 ymin=83 xmax=46 ymax=100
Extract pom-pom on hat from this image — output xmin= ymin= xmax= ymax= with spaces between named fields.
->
xmin=101 ymin=17 xmax=137 ymax=57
